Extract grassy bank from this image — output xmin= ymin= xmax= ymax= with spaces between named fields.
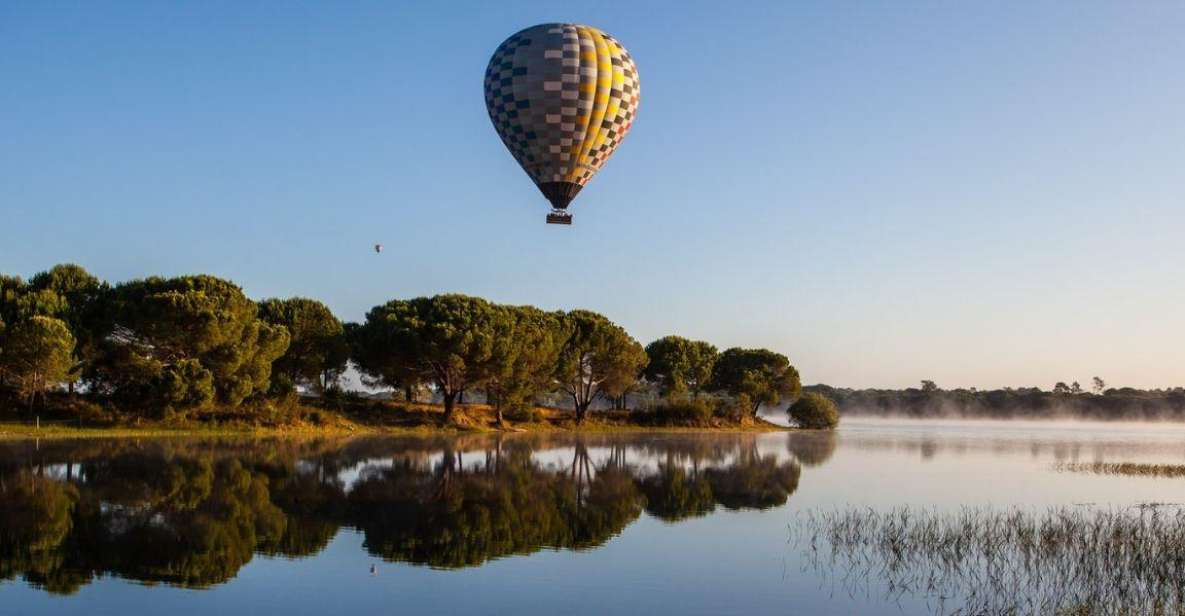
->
xmin=0 ymin=399 xmax=788 ymax=440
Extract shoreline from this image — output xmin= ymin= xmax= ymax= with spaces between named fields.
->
xmin=0 ymin=424 xmax=791 ymax=441
xmin=0 ymin=405 xmax=792 ymax=440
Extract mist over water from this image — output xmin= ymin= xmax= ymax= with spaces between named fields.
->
xmin=809 ymin=384 xmax=1185 ymax=422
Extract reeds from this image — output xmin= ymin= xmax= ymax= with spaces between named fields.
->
xmin=1055 ymin=462 xmax=1185 ymax=479
xmin=792 ymin=506 xmax=1185 ymax=615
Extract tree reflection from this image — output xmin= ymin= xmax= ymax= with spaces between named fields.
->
xmin=0 ymin=472 xmax=79 ymax=592
xmin=638 ymin=463 xmax=715 ymax=521
xmin=78 ymin=457 xmax=286 ymax=588
xmin=785 ymin=431 xmax=839 ymax=467
xmin=0 ymin=434 xmax=813 ymax=592
xmin=704 ymin=445 xmax=801 ymax=510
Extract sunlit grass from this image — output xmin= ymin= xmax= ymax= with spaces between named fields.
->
xmin=1054 ymin=461 xmax=1185 ymax=479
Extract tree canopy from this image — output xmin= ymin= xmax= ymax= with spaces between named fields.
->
xmin=2 ymin=263 xmax=810 ymax=425
xmin=88 ymin=275 xmax=289 ymax=415
xmin=258 ymin=297 xmax=348 ymax=394
xmin=709 ymin=347 xmax=802 ymax=416
xmin=643 ymin=335 xmax=718 ymax=398
xmin=27 ymin=265 xmax=105 ymax=385
xmin=0 ymin=316 xmax=75 ymax=408
xmin=356 ymin=295 xmax=509 ymax=421
xmin=485 ymin=306 xmax=567 ymax=424
xmin=555 ymin=310 xmax=648 ymax=422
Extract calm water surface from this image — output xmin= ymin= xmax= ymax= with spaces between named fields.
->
xmin=2 ymin=419 xmax=1184 ymax=615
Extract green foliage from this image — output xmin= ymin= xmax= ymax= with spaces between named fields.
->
xmin=355 ymin=294 xmax=508 ymax=420
xmin=0 ymin=316 xmax=76 ymax=406
xmin=505 ymin=405 xmax=543 ymax=423
xmin=710 ymin=347 xmax=801 ymax=416
xmin=3 ymin=263 xmax=820 ymax=427
xmin=159 ymin=359 xmax=216 ymax=414
xmin=721 ymin=393 xmax=754 ymax=421
xmin=27 ymin=264 xmax=105 ymax=384
xmin=0 ymin=275 xmax=67 ymax=324
xmin=344 ymin=320 xmax=406 ymax=392
xmin=485 ymin=305 xmax=567 ymax=423
xmin=258 ymin=297 xmax=348 ymax=393
xmin=636 ymin=399 xmax=714 ymax=426
xmin=555 ymin=310 xmax=648 ymax=422
xmin=788 ymin=392 xmax=840 ymax=429
xmin=0 ymin=275 xmax=24 ymax=325
xmin=643 ymin=335 xmax=718 ymax=398
xmin=89 ymin=275 xmax=289 ymax=414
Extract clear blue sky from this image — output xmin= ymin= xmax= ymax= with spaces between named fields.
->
xmin=3 ymin=1 xmax=1183 ymax=389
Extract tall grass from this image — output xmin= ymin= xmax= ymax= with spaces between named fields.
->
xmin=792 ymin=506 xmax=1185 ymax=615
xmin=1055 ymin=462 xmax=1185 ymax=479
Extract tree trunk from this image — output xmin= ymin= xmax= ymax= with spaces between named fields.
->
xmin=751 ymin=401 xmax=762 ymax=418
xmin=442 ymin=391 xmax=457 ymax=423
xmin=321 ymin=370 xmax=334 ymax=393
xmin=495 ymin=404 xmax=504 ymax=426
xmin=458 ymin=390 xmax=465 ymax=405
xmin=575 ymin=401 xmax=590 ymax=424
xmin=404 ymin=386 xmax=415 ymax=403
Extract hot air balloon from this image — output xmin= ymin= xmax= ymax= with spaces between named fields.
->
xmin=374 ymin=244 xmax=383 ymax=254
xmin=484 ymin=24 xmax=640 ymax=225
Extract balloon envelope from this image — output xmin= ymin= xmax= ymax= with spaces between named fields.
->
xmin=484 ymin=24 xmax=640 ymax=213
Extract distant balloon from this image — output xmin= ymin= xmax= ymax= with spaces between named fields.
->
xmin=484 ymin=24 xmax=640 ymax=225
xmin=374 ymin=244 xmax=383 ymax=254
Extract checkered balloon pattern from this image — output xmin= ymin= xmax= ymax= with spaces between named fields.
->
xmin=484 ymin=24 xmax=640 ymax=210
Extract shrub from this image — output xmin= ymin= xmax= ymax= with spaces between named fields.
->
xmin=788 ymin=393 xmax=840 ymax=429
xmin=636 ymin=399 xmax=714 ymax=426
xmin=506 ymin=405 xmax=542 ymax=423
xmin=713 ymin=394 xmax=752 ymax=421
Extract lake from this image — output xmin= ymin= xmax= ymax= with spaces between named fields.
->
xmin=3 ymin=419 xmax=1185 ymax=615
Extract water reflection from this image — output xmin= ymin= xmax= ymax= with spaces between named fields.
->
xmin=784 ymin=431 xmax=839 ymax=467
xmin=0 ymin=435 xmax=801 ymax=593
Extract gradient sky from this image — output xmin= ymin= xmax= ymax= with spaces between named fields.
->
xmin=3 ymin=1 xmax=1183 ymax=389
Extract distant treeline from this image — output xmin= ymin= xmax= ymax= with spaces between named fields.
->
xmin=0 ymin=264 xmax=807 ymax=425
xmin=806 ymin=381 xmax=1185 ymax=421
